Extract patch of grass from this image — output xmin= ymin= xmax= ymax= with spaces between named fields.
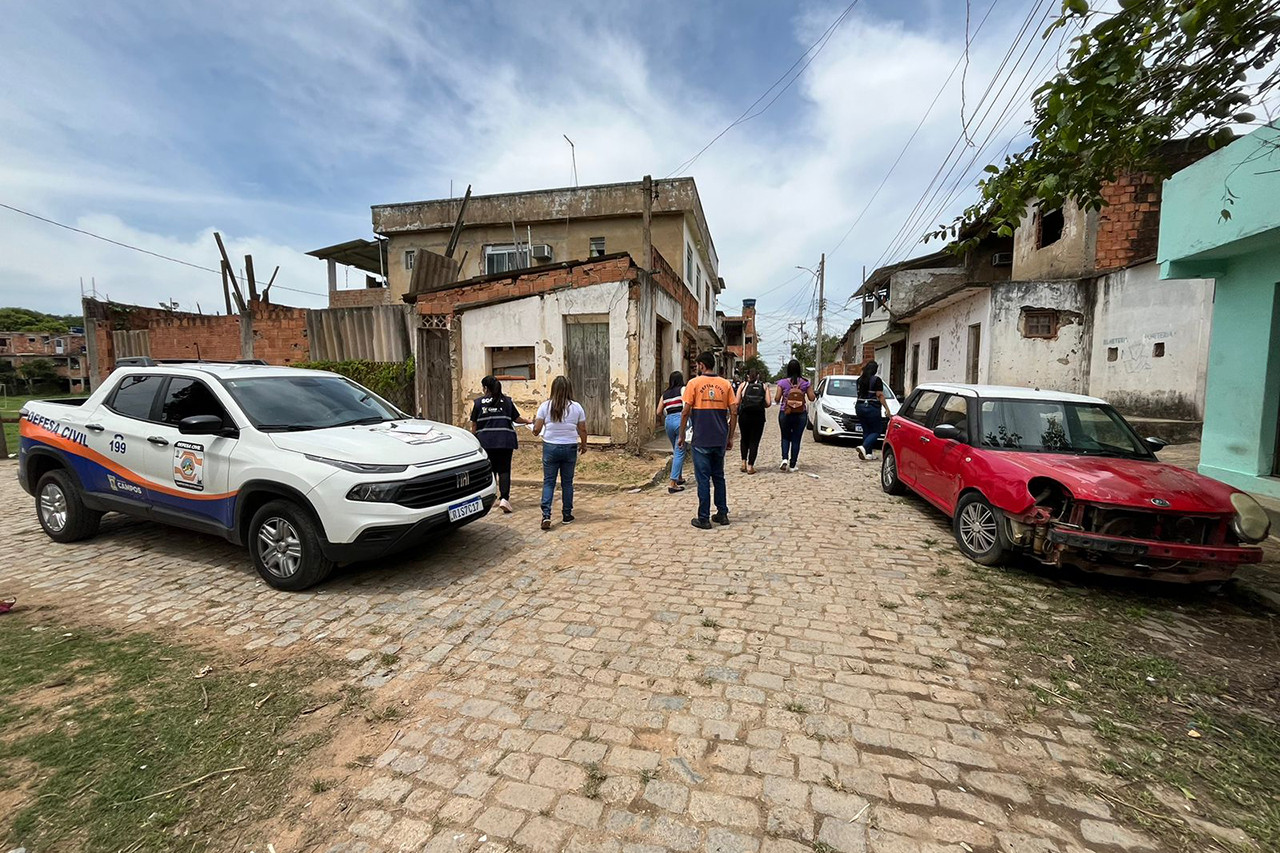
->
xmin=822 ymin=774 xmax=846 ymax=792
xmin=878 ymin=601 xmax=900 ymax=611
xmin=310 ymin=778 xmax=335 ymax=794
xmin=934 ymin=567 xmax=951 ymax=577
xmin=378 ymin=652 xmax=400 ymax=668
xmin=694 ymin=675 xmax=714 ymax=688
xmin=700 ymin=616 xmax=720 ymax=629
xmin=958 ymin=571 xmax=1280 ymax=851
xmin=0 ymin=614 xmax=330 ymax=853
xmin=639 ymin=768 xmax=657 ymax=784
xmin=783 ymin=700 xmax=807 ymax=714
xmin=813 ymin=842 xmax=836 ymax=853
xmin=583 ymin=762 xmax=607 ymax=800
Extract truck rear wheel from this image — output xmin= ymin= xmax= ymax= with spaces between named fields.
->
xmin=36 ymin=469 xmax=102 ymax=543
xmin=248 ymin=500 xmax=336 ymax=591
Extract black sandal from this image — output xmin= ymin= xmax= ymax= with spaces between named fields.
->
xmin=668 ymin=485 xmax=685 ymax=493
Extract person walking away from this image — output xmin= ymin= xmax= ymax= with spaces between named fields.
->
xmin=854 ymin=360 xmax=893 ymax=461
xmin=735 ymin=368 xmax=769 ymax=474
xmin=533 ymin=376 xmax=587 ymax=530
xmin=678 ymin=352 xmax=737 ymax=529
xmin=775 ymin=359 xmax=814 ymax=472
xmin=656 ymin=371 xmax=688 ymax=493
xmin=468 ymin=375 xmax=529 ymax=513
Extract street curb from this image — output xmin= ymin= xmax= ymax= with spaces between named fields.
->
xmin=511 ymin=464 xmax=667 ymax=493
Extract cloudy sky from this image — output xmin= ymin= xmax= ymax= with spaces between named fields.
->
xmin=0 ymin=0 xmax=1073 ymax=367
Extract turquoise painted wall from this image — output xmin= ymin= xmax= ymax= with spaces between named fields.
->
xmin=1160 ymin=125 xmax=1280 ymax=498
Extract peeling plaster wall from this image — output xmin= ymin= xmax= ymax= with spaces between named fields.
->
xmin=1011 ymin=199 xmax=1098 ymax=281
xmin=456 ymin=281 xmax=632 ymax=441
xmin=987 ymin=279 xmax=1094 ymax=394
xmin=1087 ymin=261 xmax=1213 ymax=420
xmin=904 ymin=289 xmax=991 ymax=391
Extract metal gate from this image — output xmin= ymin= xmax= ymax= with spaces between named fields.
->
xmin=565 ymin=321 xmax=610 ymax=436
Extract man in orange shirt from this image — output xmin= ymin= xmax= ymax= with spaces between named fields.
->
xmin=678 ymin=351 xmax=737 ymax=529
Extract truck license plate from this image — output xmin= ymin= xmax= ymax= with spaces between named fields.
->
xmin=448 ymin=497 xmax=483 ymax=523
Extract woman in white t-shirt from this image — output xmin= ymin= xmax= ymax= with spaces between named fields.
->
xmin=533 ymin=375 xmax=588 ymax=530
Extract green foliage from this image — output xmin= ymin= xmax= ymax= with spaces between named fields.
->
xmin=0 ymin=307 xmax=80 ymax=334
xmin=16 ymin=357 xmax=61 ymax=393
xmin=293 ymin=358 xmax=416 ymax=413
xmin=737 ymin=353 xmax=770 ymax=379
xmin=939 ymin=0 xmax=1280 ymax=249
xmin=778 ymin=333 xmax=843 ymax=379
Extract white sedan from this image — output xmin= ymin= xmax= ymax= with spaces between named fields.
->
xmin=808 ymin=375 xmax=901 ymax=443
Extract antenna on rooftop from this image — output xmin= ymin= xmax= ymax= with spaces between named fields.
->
xmin=564 ymin=135 xmax=578 ymax=187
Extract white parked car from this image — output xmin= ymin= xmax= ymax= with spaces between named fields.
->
xmin=808 ymin=375 xmax=901 ymax=443
xmin=18 ymin=363 xmax=495 ymax=590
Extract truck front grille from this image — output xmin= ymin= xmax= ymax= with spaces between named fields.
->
xmin=395 ymin=458 xmax=492 ymax=509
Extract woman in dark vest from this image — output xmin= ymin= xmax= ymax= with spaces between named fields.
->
xmin=469 ymin=375 xmax=529 ymax=513
xmin=854 ymin=360 xmax=892 ymax=461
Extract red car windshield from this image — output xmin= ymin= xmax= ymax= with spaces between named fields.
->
xmin=978 ymin=399 xmax=1152 ymax=458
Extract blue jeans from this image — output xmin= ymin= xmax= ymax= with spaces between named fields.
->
xmin=692 ymin=446 xmax=728 ymax=520
xmin=779 ymin=412 xmax=807 ymax=467
xmin=541 ymin=443 xmax=578 ymax=519
xmin=856 ymin=402 xmax=884 ymax=454
xmin=664 ymin=412 xmax=686 ymax=481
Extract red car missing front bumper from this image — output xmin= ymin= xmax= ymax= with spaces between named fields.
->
xmin=1045 ymin=526 xmax=1263 ymax=580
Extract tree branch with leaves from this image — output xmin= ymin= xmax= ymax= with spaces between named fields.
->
xmin=936 ymin=0 xmax=1280 ymax=247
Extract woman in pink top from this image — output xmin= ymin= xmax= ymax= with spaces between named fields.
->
xmin=774 ymin=358 xmax=815 ymax=472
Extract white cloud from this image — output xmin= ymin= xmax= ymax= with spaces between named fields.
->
xmin=0 ymin=0 xmax=1060 ymax=369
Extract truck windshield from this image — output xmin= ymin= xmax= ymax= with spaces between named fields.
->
xmin=978 ymin=399 xmax=1151 ymax=457
xmin=223 ymin=376 xmax=404 ymax=431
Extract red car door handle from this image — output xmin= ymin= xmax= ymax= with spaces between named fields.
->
xmin=920 ymin=436 xmax=931 ymax=443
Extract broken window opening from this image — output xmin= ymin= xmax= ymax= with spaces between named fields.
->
xmin=589 ymin=237 xmax=606 ymax=258
xmin=488 ymin=346 xmax=537 ymax=381
xmin=1152 ymin=342 xmax=1165 ymax=358
xmin=1107 ymin=347 xmax=1119 ymax=362
xmin=1037 ymin=207 xmax=1065 ymax=248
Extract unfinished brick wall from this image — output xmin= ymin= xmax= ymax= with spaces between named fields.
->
xmin=1095 ymin=141 xmax=1216 ymax=273
xmin=248 ymin=303 xmax=310 ymax=365
xmin=650 ymin=249 xmax=700 ymax=328
xmin=329 ymin=288 xmax=397 ymax=308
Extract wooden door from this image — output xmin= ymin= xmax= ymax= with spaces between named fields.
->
xmin=889 ymin=340 xmax=906 ymax=397
xmin=966 ymin=323 xmax=982 ymax=384
xmin=566 ymin=321 xmax=610 ymax=436
xmin=417 ymin=328 xmax=453 ymax=422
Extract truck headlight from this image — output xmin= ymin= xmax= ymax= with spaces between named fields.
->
xmin=1230 ymin=492 xmax=1271 ymax=543
xmin=306 ymin=454 xmax=407 ymax=474
xmin=347 ymin=482 xmax=402 ymax=502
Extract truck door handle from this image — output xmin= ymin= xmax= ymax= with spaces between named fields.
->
xmin=85 ymin=423 xmax=105 ymax=432
xmin=147 ymin=436 xmax=170 ymax=446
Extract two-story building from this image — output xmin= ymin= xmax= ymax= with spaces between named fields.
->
xmin=0 ymin=328 xmax=88 ymax=393
xmin=850 ymin=138 xmax=1216 ymax=439
xmin=720 ymin=298 xmax=758 ymax=377
xmin=310 ymin=177 xmax=736 ymax=447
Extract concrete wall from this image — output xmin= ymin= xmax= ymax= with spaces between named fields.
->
xmin=456 ymin=281 xmax=633 ymax=440
xmin=1012 ymin=199 xmax=1098 ymax=281
xmin=904 ymin=289 xmax=991 ymax=391
xmin=384 ymin=213 xmax=698 ymax=303
xmin=987 ymin=279 xmax=1094 ymax=393
xmin=1087 ymin=262 xmax=1213 ymax=420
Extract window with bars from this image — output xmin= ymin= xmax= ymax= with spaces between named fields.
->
xmin=1022 ymin=309 xmax=1058 ymax=339
xmin=484 ymin=245 xmax=530 ymax=275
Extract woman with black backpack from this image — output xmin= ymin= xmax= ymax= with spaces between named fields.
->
xmin=735 ymin=368 xmax=770 ymax=474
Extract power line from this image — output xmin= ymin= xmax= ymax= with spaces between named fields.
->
xmin=827 ymin=0 xmax=1001 ymax=261
xmin=0 ymin=200 xmax=326 ymax=299
xmin=664 ymin=0 xmax=862 ymax=178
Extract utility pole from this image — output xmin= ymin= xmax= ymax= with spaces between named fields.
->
xmin=814 ymin=253 xmax=826 ymax=379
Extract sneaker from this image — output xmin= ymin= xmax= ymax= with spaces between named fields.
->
xmin=711 ymin=512 xmax=730 ymax=526
xmin=855 ymin=446 xmax=867 ymax=461
xmin=499 ymin=499 xmax=513 ymax=514
xmin=690 ymin=517 xmax=712 ymax=530
xmin=562 ymin=514 xmax=575 ymax=524
xmin=541 ymin=517 xmax=552 ymax=530
xmin=779 ymin=460 xmax=790 ymax=471
xmin=866 ymin=452 xmax=876 ymax=460
xmin=790 ymin=463 xmax=799 ymax=473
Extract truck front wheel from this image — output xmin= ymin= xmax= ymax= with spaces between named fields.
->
xmin=36 ymin=469 xmax=102 ymax=543
xmin=248 ymin=500 xmax=336 ymax=591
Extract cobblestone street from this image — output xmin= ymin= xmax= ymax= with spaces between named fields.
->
xmin=3 ymin=418 xmax=1274 ymax=853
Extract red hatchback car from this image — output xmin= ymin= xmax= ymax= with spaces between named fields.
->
xmin=881 ymin=383 xmax=1271 ymax=583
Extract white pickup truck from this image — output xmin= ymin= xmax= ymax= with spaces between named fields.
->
xmin=17 ymin=363 xmax=496 ymax=589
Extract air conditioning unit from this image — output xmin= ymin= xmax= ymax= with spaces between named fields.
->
xmin=531 ymin=244 xmax=553 ymax=261
xmin=992 ymin=252 xmax=1013 ymax=267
